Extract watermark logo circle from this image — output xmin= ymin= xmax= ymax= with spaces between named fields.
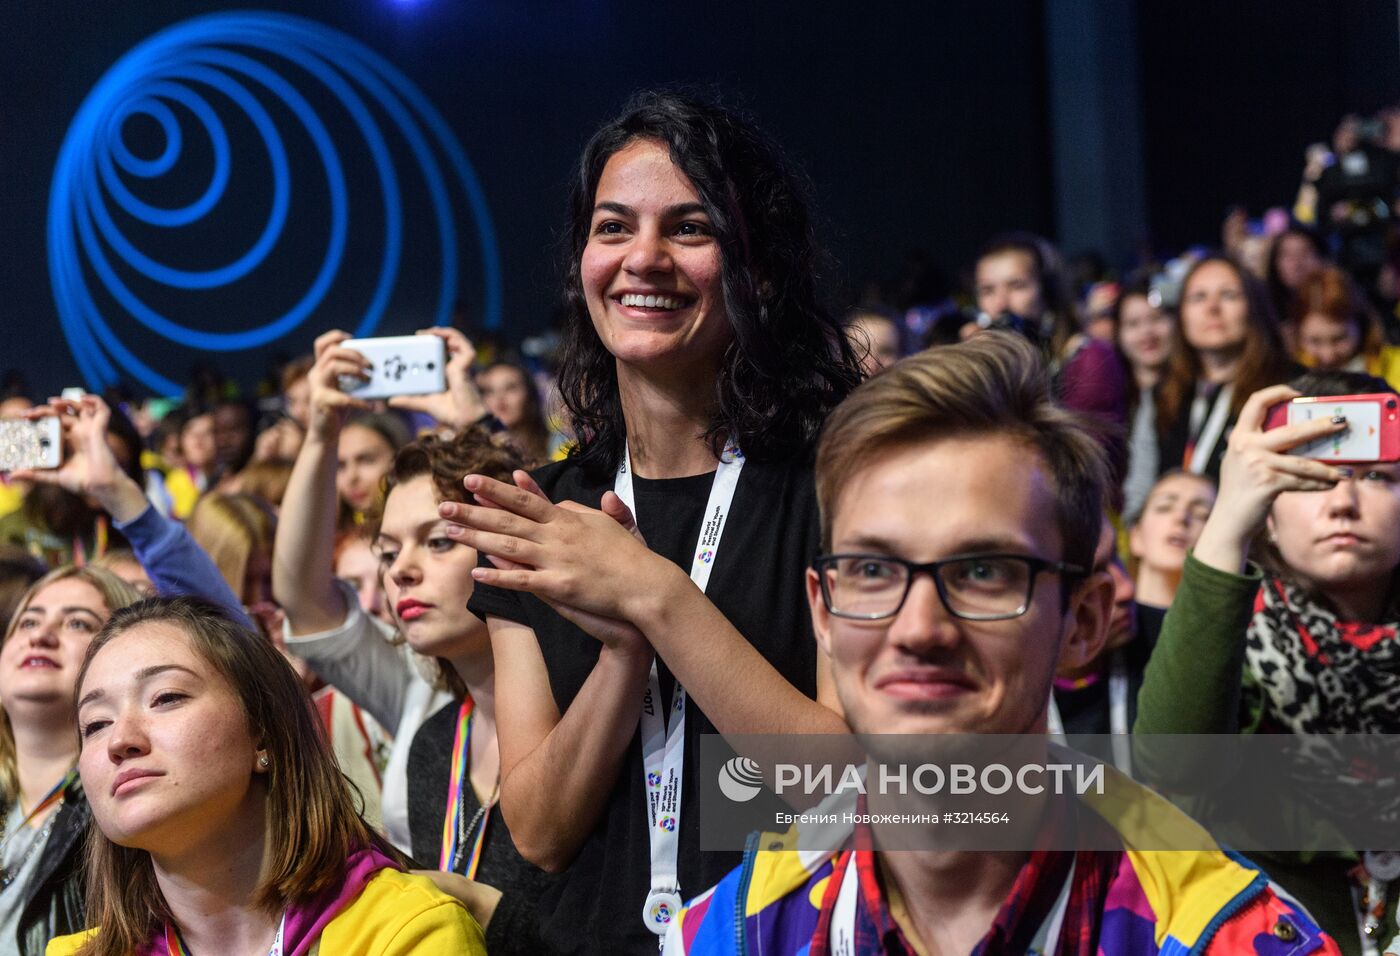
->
xmin=47 ymin=11 xmax=502 ymax=394
xmin=717 ymin=755 xmax=764 ymax=803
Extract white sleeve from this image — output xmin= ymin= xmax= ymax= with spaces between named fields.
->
xmin=380 ymin=679 xmax=454 ymax=854
xmin=282 ymin=578 xmax=414 ymax=733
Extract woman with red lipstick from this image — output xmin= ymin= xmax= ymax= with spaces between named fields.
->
xmin=0 ymin=566 xmax=140 ymax=956
xmin=272 ymin=332 xmax=551 ymax=954
xmin=448 ymin=91 xmax=862 ymax=954
xmin=1138 ymin=370 xmax=1400 ymax=952
xmin=52 ymin=597 xmax=484 ymax=956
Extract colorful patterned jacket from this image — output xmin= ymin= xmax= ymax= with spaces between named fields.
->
xmin=666 ymin=778 xmax=1340 ymax=956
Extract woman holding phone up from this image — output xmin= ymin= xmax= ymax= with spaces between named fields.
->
xmin=1137 ymin=372 xmax=1400 ymax=954
xmin=445 ymin=91 xmax=861 ymax=954
xmin=273 ymin=327 xmax=552 ymax=953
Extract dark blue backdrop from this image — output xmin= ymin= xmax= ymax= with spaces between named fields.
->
xmin=1 ymin=0 xmax=1394 ymax=397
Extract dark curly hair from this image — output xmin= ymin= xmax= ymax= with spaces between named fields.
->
xmin=558 ymin=90 xmax=862 ymax=478
xmin=372 ymin=430 xmax=522 ymax=520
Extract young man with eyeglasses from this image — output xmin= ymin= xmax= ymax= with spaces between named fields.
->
xmin=666 ymin=334 xmax=1337 ymax=955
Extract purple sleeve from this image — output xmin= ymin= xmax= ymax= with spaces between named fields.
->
xmin=1058 ymin=338 xmax=1129 ymax=426
xmin=114 ymin=506 xmax=256 ymax=631
xmin=1057 ymin=338 xmax=1130 ymax=497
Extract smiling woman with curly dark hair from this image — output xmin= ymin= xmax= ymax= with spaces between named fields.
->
xmin=556 ymin=91 xmax=862 ymax=479
xmin=448 ymin=90 xmax=863 ymax=954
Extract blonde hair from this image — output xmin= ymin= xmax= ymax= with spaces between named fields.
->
xmin=0 ymin=566 xmax=141 ymax=803
xmin=185 ymin=493 xmax=276 ymax=603
xmin=74 ymin=597 xmax=397 ymax=956
xmin=223 ymin=460 xmax=295 ymax=510
xmin=816 ymin=333 xmax=1107 ymax=573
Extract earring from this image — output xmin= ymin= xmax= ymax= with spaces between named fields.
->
xmin=258 ymin=753 xmax=270 ymax=770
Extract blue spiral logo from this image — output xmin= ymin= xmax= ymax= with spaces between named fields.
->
xmin=48 ymin=11 xmax=501 ymax=394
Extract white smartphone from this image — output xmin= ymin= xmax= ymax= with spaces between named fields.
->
xmin=338 ymin=335 xmax=447 ymax=400
xmin=0 ymin=417 xmax=62 ymax=471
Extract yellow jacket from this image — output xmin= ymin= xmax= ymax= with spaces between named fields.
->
xmin=46 ymin=868 xmax=485 ymax=956
xmin=1371 ymin=345 xmax=1400 ymax=391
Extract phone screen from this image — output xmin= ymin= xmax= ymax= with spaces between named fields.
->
xmin=1288 ymin=399 xmax=1382 ymax=460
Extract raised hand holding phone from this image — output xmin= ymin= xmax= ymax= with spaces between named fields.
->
xmin=1193 ymin=385 xmax=1352 ymax=574
xmin=336 ymin=334 xmax=446 ymax=400
xmin=306 ymin=329 xmax=377 ymax=439
xmin=385 ymin=327 xmax=487 ymax=430
xmin=1263 ymin=393 xmax=1400 ymax=462
xmin=9 ymin=395 xmax=148 ymax=522
xmin=0 ymin=417 xmax=61 ymax=471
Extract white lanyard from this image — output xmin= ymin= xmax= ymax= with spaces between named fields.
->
xmin=1353 ymin=876 xmax=1387 ymax=956
xmin=616 ymin=442 xmax=745 ymax=940
xmin=1354 ymin=852 xmax=1400 ymax=956
xmin=1046 ymin=651 xmax=1131 ymax=773
xmin=1186 ymin=383 xmax=1233 ymax=474
xmin=269 ymin=913 xmax=285 ymax=956
xmin=827 ymin=852 xmax=1074 ymax=955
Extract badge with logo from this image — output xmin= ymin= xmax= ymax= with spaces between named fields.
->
xmin=644 ymin=889 xmax=682 ymax=932
xmin=1366 ymin=850 xmax=1400 ymax=882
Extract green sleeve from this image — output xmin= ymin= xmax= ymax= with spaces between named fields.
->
xmin=1133 ymin=552 xmax=1263 ymax=735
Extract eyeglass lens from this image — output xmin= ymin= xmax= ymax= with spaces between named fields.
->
xmin=824 ymin=555 xmax=1033 ymax=619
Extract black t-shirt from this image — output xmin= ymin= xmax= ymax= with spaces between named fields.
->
xmin=468 ymin=455 xmax=822 ymax=955
xmin=407 ymin=701 xmax=555 ymax=955
xmin=1052 ymin=603 xmax=1165 ymax=736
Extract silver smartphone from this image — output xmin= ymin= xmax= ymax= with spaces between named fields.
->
xmin=337 ymin=335 xmax=447 ymax=400
xmin=0 ymin=417 xmax=62 ymax=471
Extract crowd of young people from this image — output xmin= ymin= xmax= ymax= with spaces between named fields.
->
xmin=0 ymin=89 xmax=1395 ymax=955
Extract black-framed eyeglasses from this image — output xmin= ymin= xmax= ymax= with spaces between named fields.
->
xmin=813 ymin=552 xmax=1086 ymax=622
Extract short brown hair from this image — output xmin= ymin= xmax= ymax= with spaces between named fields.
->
xmin=371 ymin=429 xmax=523 ymax=529
xmin=815 ymin=332 xmax=1107 ymax=572
xmin=74 ymin=597 xmax=395 ymax=956
xmin=1290 ymin=264 xmax=1384 ymax=360
xmin=279 ymin=354 xmax=314 ymax=394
